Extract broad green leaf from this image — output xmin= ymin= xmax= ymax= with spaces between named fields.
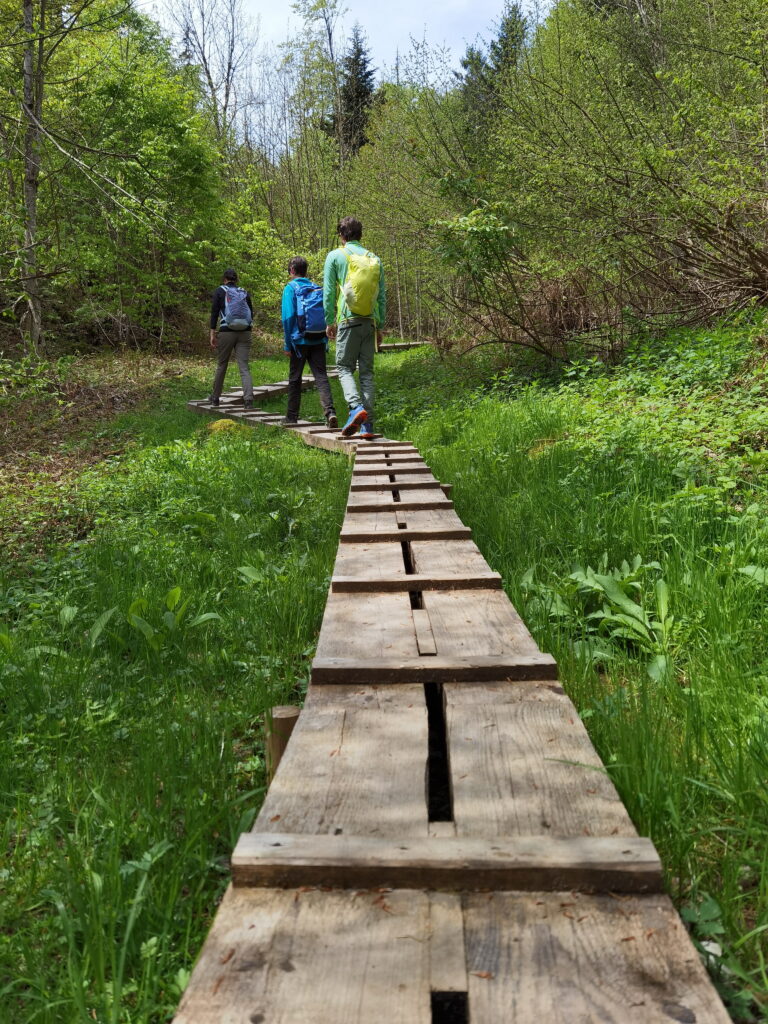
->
xmin=189 ymin=612 xmax=222 ymax=627
xmin=738 ymin=566 xmax=768 ymax=586
xmin=59 ymin=605 xmax=79 ymax=626
xmin=165 ymin=587 xmax=182 ymax=611
xmin=238 ymin=565 xmax=264 ymax=583
xmin=89 ymin=607 xmax=118 ymax=648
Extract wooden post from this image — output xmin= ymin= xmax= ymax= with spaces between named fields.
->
xmin=265 ymin=705 xmax=300 ymax=782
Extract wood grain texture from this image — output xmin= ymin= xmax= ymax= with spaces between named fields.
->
xmin=413 ymin=608 xmax=438 ymax=655
xmin=447 ymin=696 xmax=637 ymax=838
xmin=410 ymin=539 xmax=495 ymax=577
xmin=173 ymin=886 xmax=432 ymax=1024
xmin=352 ymin=463 xmax=431 ymax=475
xmin=311 ymin=654 xmax=558 ymax=684
xmin=231 ymin=833 xmax=662 ymax=892
xmin=331 ymin=572 xmax=502 ymax=593
xmin=463 ymin=891 xmax=733 ymax=1024
xmin=333 ymin=541 xmax=407 ymax=579
xmin=350 ymin=478 xmax=442 ymax=491
xmin=423 ymin=589 xmax=541 ymax=659
xmin=253 ymin=700 xmax=429 ymax=838
xmin=315 ymin=591 xmax=419 ymax=661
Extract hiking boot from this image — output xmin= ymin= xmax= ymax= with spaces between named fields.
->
xmin=341 ymin=405 xmax=367 ymax=437
xmin=281 ymin=416 xmax=298 ymax=426
xmin=359 ymin=421 xmax=374 ymax=438
xmin=326 ymin=413 xmax=339 ymax=429
xmin=243 ymin=399 xmax=254 ymax=410
xmin=208 ymin=395 xmax=220 ymax=407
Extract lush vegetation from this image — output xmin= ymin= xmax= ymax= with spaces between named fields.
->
xmin=3 ymin=321 xmax=768 ymax=1020
xmin=1 ymin=352 xmax=350 ymax=1021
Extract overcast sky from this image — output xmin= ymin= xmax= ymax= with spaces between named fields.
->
xmin=241 ymin=0 xmax=514 ymax=75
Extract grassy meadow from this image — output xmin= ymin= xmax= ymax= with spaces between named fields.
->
xmin=3 ymin=324 xmax=768 ymax=1021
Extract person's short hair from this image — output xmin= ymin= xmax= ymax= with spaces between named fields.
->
xmin=337 ymin=216 xmax=363 ymax=241
xmin=223 ymin=268 xmax=238 ymax=283
xmin=289 ymin=256 xmax=308 ymax=276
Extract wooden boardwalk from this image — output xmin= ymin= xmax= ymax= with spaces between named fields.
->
xmin=178 ymin=376 xmax=730 ymax=1023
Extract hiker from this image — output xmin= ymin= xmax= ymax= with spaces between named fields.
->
xmin=208 ymin=268 xmax=254 ymax=408
xmin=323 ymin=216 xmax=385 ymax=437
xmin=281 ymin=257 xmax=338 ymax=428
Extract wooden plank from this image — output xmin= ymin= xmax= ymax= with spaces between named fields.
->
xmin=331 ymin=573 xmax=502 ymax=593
xmin=422 ymin=590 xmax=540 ymax=659
xmin=413 ymin=608 xmax=437 ymax=655
xmin=352 ymin=463 xmax=430 ymax=475
xmin=355 ymin=453 xmax=425 ymax=463
xmin=411 ymin=539 xmax=495 ymax=576
xmin=315 ymin=591 xmax=419 ymax=661
xmin=333 ymin=541 xmax=407 ymax=579
xmin=311 ymin=654 xmax=558 ymax=684
xmin=231 ymin=833 xmax=663 ymax=892
xmin=429 ymin=893 xmax=467 ymax=993
xmin=346 ymin=495 xmax=454 ymax=513
xmin=253 ymin=699 xmax=429 ymax=837
xmin=350 ymin=478 xmax=441 ymax=491
xmin=447 ymin=695 xmax=637 ymax=838
xmin=443 ymin=679 xmax=566 ymax=706
xmin=341 ymin=527 xmax=473 ymax=543
xmin=463 ymin=892 xmax=733 ymax=1024
xmin=303 ymin=683 xmax=425 ymax=711
xmin=173 ymin=886 xmax=432 ymax=1024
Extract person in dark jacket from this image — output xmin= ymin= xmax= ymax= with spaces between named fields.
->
xmin=208 ymin=268 xmax=254 ymax=408
xmin=281 ymin=257 xmax=337 ymax=427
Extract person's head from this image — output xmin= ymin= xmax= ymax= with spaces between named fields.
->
xmin=288 ymin=256 xmax=308 ymax=279
xmin=222 ymin=268 xmax=238 ymax=284
xmin=337 ymin=216 xmax=363 ymax=242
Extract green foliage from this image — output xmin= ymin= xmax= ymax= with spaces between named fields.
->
xmin=0 ymin=356 xmax=350 ymax=1021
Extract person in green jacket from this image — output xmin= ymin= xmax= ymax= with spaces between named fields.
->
xmin=323 ymin=216 xmax=386 ymax=437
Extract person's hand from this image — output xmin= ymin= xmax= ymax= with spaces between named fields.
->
xmin=376 ymin=329 xmax=384 ymax=347
xmin=209 ymin=330 xmax=217 ymax=351
xmin=326 ymin=324 xmax=337 ymax=340
xmin=285 ymin=350 xmax=292 ymax=358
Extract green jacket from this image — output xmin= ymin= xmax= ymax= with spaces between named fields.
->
xmin=323 ymin=241 xmax=386 ymax=326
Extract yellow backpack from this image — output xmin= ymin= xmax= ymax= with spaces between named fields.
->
xmin=341 ymin=249 xmax=381 ymax=317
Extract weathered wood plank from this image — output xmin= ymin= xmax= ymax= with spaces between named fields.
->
xmin=231 ymin=833 xmax=663 ymax=893
xmin=333 ymin=541 xmax=407 ymax=579
xmin=410 ymin=539 xmax=495 ymax=577
xmin=447 ymin=695 xmax=637 ymax=838
xmin=303 ymin=683 xmax=425 ymax=711
xmin=253 ymin=698 xmax=429 ymax=837
xmin=352 ymin=463 xmax=431 ymax=475
xmin=463 ymin=892 xmax=733 ymax=1024
xmin=315 ymin=591 xmax=419 ymax=661
xmin=331 ymin=572 xmax=502 ymax=593
xmin=423 ymin=589 xmax=540 ymax=658
xmin=350 ymin=478 xmax=442 ymax=491
xmin=173 ymin=886 xmax=432 ymax=1024
xmin=311 ymin=653 xmax=558 ymax=684
xmin=413 ymin=608 xmax=437 ymax=655
xmin=346 ymin=494 xmax=454 ymax=512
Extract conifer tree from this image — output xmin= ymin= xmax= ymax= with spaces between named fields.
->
xmin=457 ymin=0 xmax=527 ymax=128
xmin=338 ymin=24 xmax=376 ymax=157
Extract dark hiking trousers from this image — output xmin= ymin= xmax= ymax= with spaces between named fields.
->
xmin=211 ymin=330 xmax=253 ymax=402
xmin=286 ymin=343 xmax=336 ymax=421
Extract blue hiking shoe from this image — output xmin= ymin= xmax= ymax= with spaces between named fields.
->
xmin=359 ymin=421 xmax=374 ymax=439
xmin=341 ymin=405 xmax=367 ymax=437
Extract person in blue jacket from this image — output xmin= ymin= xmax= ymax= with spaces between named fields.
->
xmin=282 ymin=256 xmax=338 ymax=427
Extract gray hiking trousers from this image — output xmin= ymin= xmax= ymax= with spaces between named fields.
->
xmin=335 ymin=318 xmax=375 ymax=421
xmin=211 ymin=330 xmax=253 ymax=402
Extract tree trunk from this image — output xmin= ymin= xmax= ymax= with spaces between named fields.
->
xmin=22 ymin=0 xmax=45 ymax=354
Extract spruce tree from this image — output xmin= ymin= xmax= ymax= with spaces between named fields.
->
xmin=339 ymin=24 xmax=376 ymax=157
xmin=457 ymin=0 xmax=527 ymax=127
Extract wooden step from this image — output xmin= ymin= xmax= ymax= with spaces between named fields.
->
xmin=331 ymin=573 xmax=502 ymax=593
xmin=231 ymin=833 xmax=663 ymax=893
xmin=311 ymin=654 xmax=558 ymax=684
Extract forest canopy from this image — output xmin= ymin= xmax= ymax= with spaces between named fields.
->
xmin=2 ymin=0 xmax=767 ymax=356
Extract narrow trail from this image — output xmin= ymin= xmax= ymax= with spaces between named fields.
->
xmin=176 ymin=374 xmax=729 ymax=1023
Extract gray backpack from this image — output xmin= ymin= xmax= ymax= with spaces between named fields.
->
xmin=221 ymin=285 xmax=252 ymax=331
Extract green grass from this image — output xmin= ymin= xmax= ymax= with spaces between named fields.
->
xmin=3 ymin=329 xmax=768 ymax=1021
xmin=1 ymin=353 xmax=351 ymax=1022
xmin=373 ymin=325 xmax=768 ymax=1021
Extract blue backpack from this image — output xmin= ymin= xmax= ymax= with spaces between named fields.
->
xmin=292 ymin=281 xmax=326 ymax=337
xmin=221 ymin=285 xmax=252 ymax=331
